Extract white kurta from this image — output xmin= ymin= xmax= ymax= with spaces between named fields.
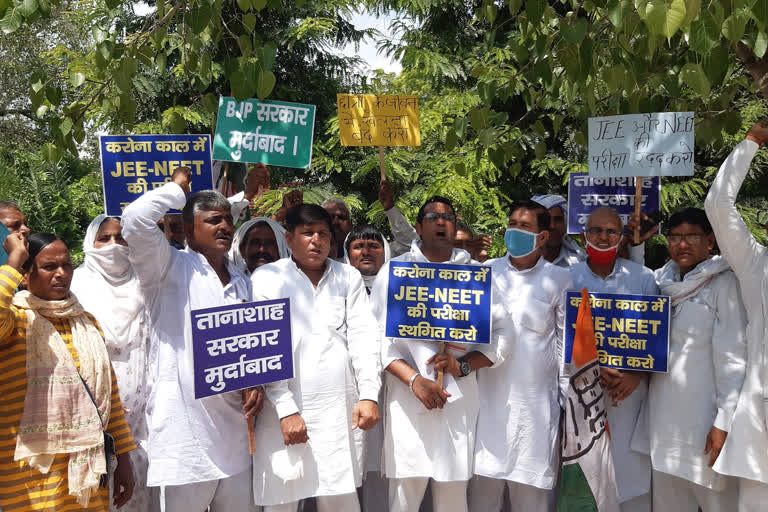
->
xmin=705 ymin=139 xmax=768 ymax=484
xmin=569 ymin=258 xmax=658 ymax=503
xmin=71 ymin=224 xmax=156 ymax=512
xmin=649 ymin=258 xmax=747 ymax=490
xmin=370 ymin=241 xmax=503 ymax=482
xmin=474 ymin=256 xmax=572 ymax=490
xmin=250 ymin=257 xmax=381 ymax=506
xmin=121 ymin=182 xmax=254 ymax=487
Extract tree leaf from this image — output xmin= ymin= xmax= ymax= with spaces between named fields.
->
xmin=722 ymin=8 xmax=749 ymax=42
xmin=445 ymin=129 xmax=457 ymax=151
xmin=525 ymin=0 xmax=545 ymax=24
xmin=644 ymin=0 xmax=687 ymax=38
xmin=104 ymin=0 xmax=121 ymax=10
xmin=454 ymin=117 xmax=467 ymax=138
xmin=534 ymin=141 xmax=546 ymax=159
xmin=236 ymin=0 xmax=250 ymax=11
xmin=755 ymin=31 xmax=768 ymax=58
xmin=508 ymin=0 xmax=522 ymax=15
xmin=0 ymin=7 xmax=22 ymax=34
xmin=242 ymin=13 xmax=256 ymax=32
xmin=69 ymin=71 xmax=85 ymax=88
xmin=561 ymin=17 xmax=588 ymax=43
xmin=45 ymin=86 xmax=62 ymax=105
xmin=18 ymin=0 xmax=37 ymax=17
xmin=261 ymin=42 xmax=277 ymax=71
xmin=201 ymin=93 xmax=218 ymax=113
xmin=752 ymin=0 xmax=767 ymax=30
xmin=680 ymin=0 xmax=700 ymax=27
xmin=59 ymin=117 xmax=73 ymax=136
xmin=156 ymin=52 xmax=166 ymax=73
xmin=40 ymin=143 xmax=62 ymax=164
xmin=251 ymin=0 xmax=266 ymax=11
xmin=607 ymin=0 xmax=632 ymax=28
xmin=256 ymin=70 xmax=275 ymax=99
xmin=680 ymin=61 xmax=710 ymax=96
xmin=187 ymin=3 xmax=211 ymax=34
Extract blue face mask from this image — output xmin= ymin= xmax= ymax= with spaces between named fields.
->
xmin=504 ymin=228 xmax=538 ymax=258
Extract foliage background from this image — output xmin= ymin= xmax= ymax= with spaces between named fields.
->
xmin=1 ymin=0 xmax=767 ymax=266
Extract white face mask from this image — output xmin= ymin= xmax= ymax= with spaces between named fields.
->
xmin=84 ymin=243 xmax=132 ymax=285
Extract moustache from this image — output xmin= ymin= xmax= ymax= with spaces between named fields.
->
xmin=248 ymin=252 xmax=275 ymax=262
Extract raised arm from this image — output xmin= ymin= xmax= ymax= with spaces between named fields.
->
xmin=704 ymin=122 xmax=768 ymax=279
xmin=380 ymin=180 xmax=418 ymax=257
xmin=0 ymin=233 xmax=27 ymax=341
xmin=121 ymin=167 xmax=189 ymax=289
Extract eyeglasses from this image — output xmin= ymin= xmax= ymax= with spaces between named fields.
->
xmin=422 ymin=212 xmax=456 ymax=223
xmin=586 ymin=226 xmax=621 ymax=238
xmin=667 ymin=233 xmax=704 ymax=245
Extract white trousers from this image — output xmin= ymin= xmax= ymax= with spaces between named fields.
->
xmin=468 ymin=475 xmax=554 ymax=512
xmin=264 ymin=493 xmax=360 ymax=512
xmin=161 ymin=468 xmax=258 ymax=512
xmin=738 ymin=477 xmax=768 ymax=512
xmin=652 ymin=469 xmax=737 ymax=511
xmin=619 ymin=492 xmax=651 ymax=512
xmin=389 ymin=478 xmax=467 ymax=512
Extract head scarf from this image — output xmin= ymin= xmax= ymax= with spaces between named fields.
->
xmin=531 ymin=193 xmax=568 ymax=212
xmin=343 ymin=230 xmax=392 ymax=289
xmin=229 ymin=217 xmax=290 ymax=274
xmin=70 ymin=215 xmax=145 ymax=360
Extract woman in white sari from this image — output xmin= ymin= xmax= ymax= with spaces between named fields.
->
xmin=71 ymin=215 xmax=159 ymax=512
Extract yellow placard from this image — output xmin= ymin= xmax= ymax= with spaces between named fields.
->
xmin=337 ymin=94 xmax=420 ymax=147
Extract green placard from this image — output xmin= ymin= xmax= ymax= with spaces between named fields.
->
xmin=213 ymin=96 xmax=316 ymax=169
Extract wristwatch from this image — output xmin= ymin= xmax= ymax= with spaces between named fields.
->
xmin=459 ymin=360 xmax=471 ymax=377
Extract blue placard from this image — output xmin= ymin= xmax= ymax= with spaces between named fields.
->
xmin=567 ymin=173 xmax=661 ymax=234
xmin=191 ymin=298 xmax=294 ymax=399
xmin=564 ymin=291 xmax=670 ymax=372
xmin=385 ymin=262 xmax=492 ymax=344
xmin=99 ymin=134 xmax=214 ymax=216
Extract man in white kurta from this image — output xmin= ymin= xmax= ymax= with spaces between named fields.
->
xmin=569 ymin=207 xmax=657 ymax=512
xmin=649 ymin=208 xmax=746 ymax=511
xmin=531 ymin=194 xmax=586 ymax=268
xmin=470 ymin=200 xmax=572 ymax=512
xmin=705 ymin=120 xmax=768 ymax=511
xmin=250 ymin=203 xmax=381 ymax=512
xmin=370 ymin=197 xmax=503 ymax=512
xmin=121 ymin=169 xmax=258 ymax=512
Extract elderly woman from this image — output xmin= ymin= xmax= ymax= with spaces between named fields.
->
xmin=0 ymin=231 xmax=135 ymax=511
xmin=71 ymin=215 xmax=157 ymax=512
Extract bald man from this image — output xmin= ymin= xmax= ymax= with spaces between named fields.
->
xmin=568 ymin=207 xmax=657 ymax=512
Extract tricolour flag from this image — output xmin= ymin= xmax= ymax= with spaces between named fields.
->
xmin=558 ymin=288 xmax=620 ymax=511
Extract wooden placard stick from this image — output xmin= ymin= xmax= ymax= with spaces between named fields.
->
xmin=436 ymin=341 xmax=446 ymax=388
xmin=633 ymin=177 xmax=643 ymax=245
xmin=378 ymin=146 xmax=386 ymax=181
xmin=247 ymin=415 xmax=256 ymax=455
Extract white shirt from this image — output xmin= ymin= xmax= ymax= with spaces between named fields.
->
xmin=551 ymin=235 xmax=587 ymax=267
xmin=649 ymin=257 xmax=747 ymax=490
xmin=250 ymin=257 xmax=381 ymax=505
xmin=121 ymin=183 xmax=253 ymax=487
xmin=474 ymin=256 xmax=572 ymax=489
xmin=569 ymin=257 xmax=657 ymax=502
xmin=370 ymin=241 xmax=506 ymax=482
xmin=705 ymin=139 xmax=768 ymax=483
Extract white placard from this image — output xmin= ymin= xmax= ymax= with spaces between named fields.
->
xmin=588 ymin=112 xmax=694 ymax=177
